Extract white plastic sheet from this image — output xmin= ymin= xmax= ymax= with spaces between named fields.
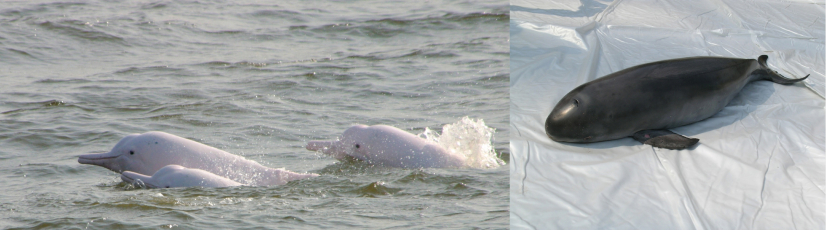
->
xmin=509 ymin=0 xmax=825 ymax=229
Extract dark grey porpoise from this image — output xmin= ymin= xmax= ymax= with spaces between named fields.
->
xmin=545 ymin=55 xmax=808 ymax=150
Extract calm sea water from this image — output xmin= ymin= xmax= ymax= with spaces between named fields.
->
xmin=0 ymin=0 xmax=509 ymax=228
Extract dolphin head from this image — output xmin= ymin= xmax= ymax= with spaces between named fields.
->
xmin=120 ymin=170 xmax=155 ymax=188
xmin=79 ymin=133 xmax=146 ymax=173
xmin=306 ymin=125 xmax=371 ymax=161
xmin=121 ymin=165 xmax=187 ymax=188
xmin=78 ymin=132 xmax=177 ymax=175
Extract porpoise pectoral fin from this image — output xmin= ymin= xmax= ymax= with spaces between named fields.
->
xmin=632 ymin=130 xmax=699 ymax=150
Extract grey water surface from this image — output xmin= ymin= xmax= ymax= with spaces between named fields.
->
xmin=0 ymin=0 xmax=508 ymax=228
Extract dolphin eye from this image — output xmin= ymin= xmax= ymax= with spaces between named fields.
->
xmin=130 ymin=151 xmax=134 ymax=155
xmin=355 ymin=144 xmax=360 ymax=148
xmin=573 ymin=99 xmax=579 ymax=107
xmin=166 ymin=186 xmax=170 ymax=188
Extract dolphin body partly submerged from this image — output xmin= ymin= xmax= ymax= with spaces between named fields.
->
xmin=121 ymin=165 xmax=244 ymax=188
xmin=306 ymin=125 xmax=466 ymax=168
xmin=79 ymin=131 xmax=318 ymax=187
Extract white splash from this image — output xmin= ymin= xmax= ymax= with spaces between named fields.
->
xmin=418 ymin=117 xmax=505 ymax=169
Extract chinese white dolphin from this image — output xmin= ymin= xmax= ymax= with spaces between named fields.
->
xmin=306 ymin=125 xmax=466 ymax=168
xmin=121 ymin=165 xmax=244 ymax=188
xmin=78 ymin=131 xmax=318 ymax=186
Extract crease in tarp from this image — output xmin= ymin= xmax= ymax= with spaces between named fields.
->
xmin=592 ymin=0 xmax=622 ymax=23
xmin=520 ymin=142 xmax=530 ymax=194
xmin=751 ymin=147 xmax=774 ymax=227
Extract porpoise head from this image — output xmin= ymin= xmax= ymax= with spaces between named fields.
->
xmin=545 ymin=88 xmax=612 ymax=143
xmin=306 ymin=125 xmax=371 ymax=161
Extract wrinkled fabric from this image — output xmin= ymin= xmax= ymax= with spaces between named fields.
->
xmin=510 ymin=0 xmax=825 ymax=229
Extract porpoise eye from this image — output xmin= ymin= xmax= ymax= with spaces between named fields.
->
xmin=573 ymin=99 xmax=579 ymax=107
xmin=130 ymin=150 xmax=134 ymax=155
xmin=355 ymin=144 xmax=360 ymax=148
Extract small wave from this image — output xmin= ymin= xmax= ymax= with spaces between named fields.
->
xmin=250 ymin=9 xmax=304 ymax=23
xmin=350 ymin=181 xmax=402 ymax=197
xmin=288 ymin=25 xmax=308 ymax=30
xmin=204 ymin=30 xmax=244 ymax=35
xmin=34 ymin=78 xmax=91 ymax=84
xmin=305 ymin=11 xmax=504 ymax=40
xmin=484 ymin=73 xmax=509 ymax=82
xmin=147 ymin=113 xmax=184 ymax=121
xmin=196 ymin=61 xmax=233 ymax=67
xmin=400 ymin=50 xmax=458 ymax=59
xmin=113 ymin=66 xmax=186 ymax=75
xmin=342 ymin=49 xmax=458 ymax=62
xmin=37 ymin=20 xmax=125 ymax=43
xmin=433 ymin=182 xmax=491 ymax=198
xmin=394 ymin=170 xmax=479 ymax=185
xmin=0 ymin=2 xmax=85 ymax=17
xmin=309 ymin=22 xmax=408 ymax=38
xmin=4 ymin=48 xmax=44 ymax=63
xmin=41 ymin=99 xmax=64 ymax=107
xmin=160 ymin=89 xmax=209 ymax=101
xmin=418 ymin=117 xmax=505 ymax=169
xmin=397 ymin=170 xmax=430 ymax=182
xmin=316 ymin=161 xmax=398 ymax=175
xmin=343 ymin=54 xmax=383 ymax=61
xmin=1 ymin=100 xmax=94 ymax=115
xmin=238 ymin=124 xmax=279 ymax=137
xmin=442 ymin=12 xmax=509 ymax=24
xmin=140 ymin=2 xmax=167 ymax=9
xmin=16 ymin=163 xmax=85 ymax=179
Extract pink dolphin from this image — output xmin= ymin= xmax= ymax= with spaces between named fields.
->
xmin=306 ymin=125 xmax=466 ymax=168
xmin=79 ymin=131 xmax=317 ymax=186
xmin=121 ymin=165 xmax=244 ymax=188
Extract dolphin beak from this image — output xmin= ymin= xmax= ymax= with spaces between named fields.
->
xmin=78 ymin=152 xmax=121 ymax=172
xmin=306 ymin=141 xmax=333 ymax=153
xmin=306 ymin=141 xmax=350 ymax=160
